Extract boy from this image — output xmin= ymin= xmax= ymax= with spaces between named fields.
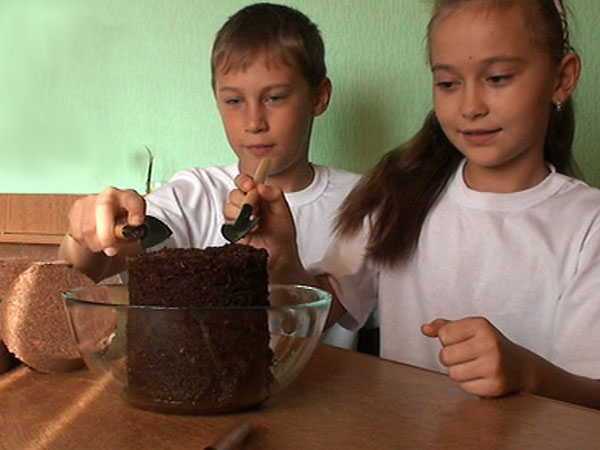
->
xmin=59 ymin=3 xmax=361 ymax=349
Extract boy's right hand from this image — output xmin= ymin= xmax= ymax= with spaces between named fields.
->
xmin=224 ymin=175 xmax=303 ymax=282
xmin=68 ymin=187 xmax=146 ymax=257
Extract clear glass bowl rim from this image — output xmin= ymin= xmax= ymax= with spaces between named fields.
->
xmin=62 ymin=283 xmax=332 ymax=312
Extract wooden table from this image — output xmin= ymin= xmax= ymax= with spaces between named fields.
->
xmin=1 ymin=345 xmax=598 ymax=449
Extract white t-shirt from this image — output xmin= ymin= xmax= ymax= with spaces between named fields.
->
xmin=318 ymin=160 xmax=600 ymax=378
xmin=145 ymin=163 xmax=362 ymax=349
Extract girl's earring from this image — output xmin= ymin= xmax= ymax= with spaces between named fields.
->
xmin=554 ymin=101 xmax=563 ymax=113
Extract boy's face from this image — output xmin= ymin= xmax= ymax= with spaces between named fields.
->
xmin=214 ymin=51 xmax=329 ymax=182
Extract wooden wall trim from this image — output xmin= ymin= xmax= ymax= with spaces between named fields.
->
xmin=0 ymin=234 xmax=64 ymax=245
xmin=0 ymin=194 xmax=83 ymax=245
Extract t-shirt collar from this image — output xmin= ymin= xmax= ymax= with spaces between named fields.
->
xmin=448 ymin=159 xmax=565 ymax=211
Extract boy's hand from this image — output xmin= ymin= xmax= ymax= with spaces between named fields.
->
xmin=421 ymin=317 xmax=531 ymax=398
xmin=68 ymin=187 xmax=146 ymax=256
xmin=224 ymin=175 xmax=302 ymax=282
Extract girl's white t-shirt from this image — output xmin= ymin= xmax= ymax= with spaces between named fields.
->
xmin=318 ymin=161 xmax=600 ymax=378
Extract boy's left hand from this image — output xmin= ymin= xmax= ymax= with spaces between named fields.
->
xmin=421 ymin=317 xmax=531 ymax=398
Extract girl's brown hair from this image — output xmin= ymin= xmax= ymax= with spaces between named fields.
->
xmin=211 ymin=3 xmax=326 ymax=90
xmin=337 ymin=0 xmax=578 ymax=267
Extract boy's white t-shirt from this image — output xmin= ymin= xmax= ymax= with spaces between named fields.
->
xmin=318 ymin=160 xmax=600 ymax=378
xmin=145 ymin=163 xmax=362 ymax=349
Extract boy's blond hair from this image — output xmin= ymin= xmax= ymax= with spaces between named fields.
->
xmin=211 ymin=2 xmax=326 ymax=90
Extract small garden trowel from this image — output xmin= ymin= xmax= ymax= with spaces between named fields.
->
xmin=221 ymin=158 xmax=271 ymax=243
xmin=115 ymin=215 xmax=172 ymax=249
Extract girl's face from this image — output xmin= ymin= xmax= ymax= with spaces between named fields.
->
xmin=430 ymin=3 xmax=558 ymax=188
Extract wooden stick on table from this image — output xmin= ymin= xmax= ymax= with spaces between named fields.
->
xmin=204 ymin=421 xmax=256 ymax=450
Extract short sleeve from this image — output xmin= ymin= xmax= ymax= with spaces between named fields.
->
xmin=308 ymin=225 xmax=378 ymax=331
xmin=145 ymin=170 xmax=216 ymax=250
xmin=551 ymin=222 xmax=600 ymax=379
xmin=145 ymin=180 xmax=192 ymax=249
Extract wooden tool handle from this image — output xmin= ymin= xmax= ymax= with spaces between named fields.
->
xmin=253 ymin=158 xmax=271 ymax=184
xmin=239 ymin=158 xmax=271 ymax=209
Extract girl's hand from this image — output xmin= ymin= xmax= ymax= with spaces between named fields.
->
xmin=421 ymin=317 xmax=532 ymax=397
xmin=224 ymin=175 xmax=303 ymax=282
xmin=68 ymin=187 xmax=146 ymax=256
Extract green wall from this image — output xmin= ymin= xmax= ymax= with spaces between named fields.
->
xmin=1 ymin=0 xmax=599 ymax=194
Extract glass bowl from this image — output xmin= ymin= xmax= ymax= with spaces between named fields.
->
xmin=62 ymin=284 xmax=330 ymax=415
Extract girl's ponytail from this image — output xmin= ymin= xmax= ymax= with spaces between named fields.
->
xmin=544 ymin=0 xmax=580 ymax=177
xmin=336 ymin=113 xmax=462 ymax=266
xmin=546 ymin=94 xmax=579 ymax=178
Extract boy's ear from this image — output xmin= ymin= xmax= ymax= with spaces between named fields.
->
xmin=553 ymin=53 xmax=581 ymax=104
xmin=312 ymin=78 xmax=332 ymax=117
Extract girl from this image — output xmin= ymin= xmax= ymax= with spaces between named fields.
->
xmin=226 ymin=0 xmax=600 ymax=409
